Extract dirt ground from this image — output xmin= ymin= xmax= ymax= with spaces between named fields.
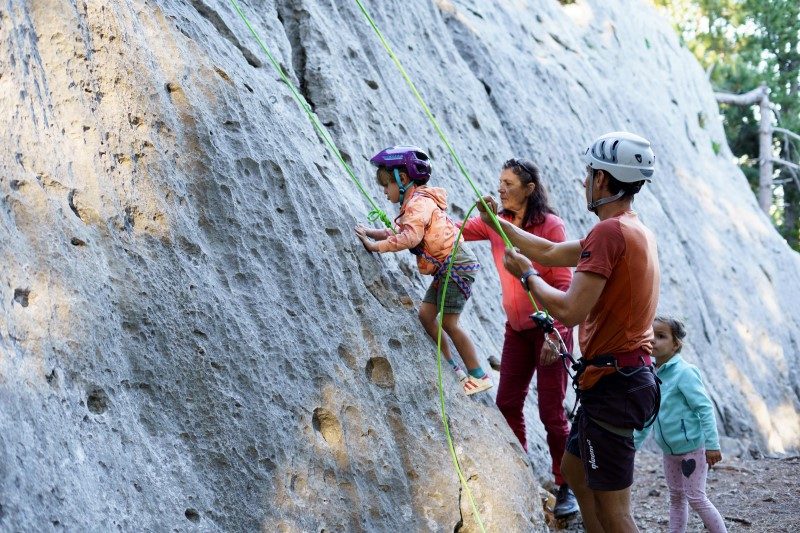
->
xmin=544 ymin=451 xmax=800 ymax=532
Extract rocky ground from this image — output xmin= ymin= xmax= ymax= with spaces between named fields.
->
xmin=543 ymin=451 xmax=800 ymax=532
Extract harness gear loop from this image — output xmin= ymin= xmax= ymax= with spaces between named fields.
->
xmin=568 ymin=354 xmax=662 ymax=429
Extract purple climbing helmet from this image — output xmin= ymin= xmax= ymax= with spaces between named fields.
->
xmin=370 ymin=145 xmax=431 ymax=184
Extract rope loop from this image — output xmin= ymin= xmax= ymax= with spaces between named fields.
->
xmin=367 ymin=208 xmax=393 ymax=229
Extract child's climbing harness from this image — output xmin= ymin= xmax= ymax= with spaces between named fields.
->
xmin=416 ymin=248 xmax=480 ymax=300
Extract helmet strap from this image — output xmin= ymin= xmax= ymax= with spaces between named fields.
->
xmin=586 ymin=170 xmax=625 ymax=213
xmin=393 ymin=168 xmax=411 ymax=204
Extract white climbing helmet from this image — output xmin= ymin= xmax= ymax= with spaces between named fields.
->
xmin=583 ymin=131 xmax=655 ymax=183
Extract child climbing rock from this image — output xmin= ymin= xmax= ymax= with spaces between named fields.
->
xmin=355 ymin=146 xmax=491 ymax=395
xmin=634 ymin=316 xmax=727 ymax=533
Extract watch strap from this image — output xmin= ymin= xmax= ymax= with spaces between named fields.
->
xmin=520 ymin=268 xmax=540 ymax=289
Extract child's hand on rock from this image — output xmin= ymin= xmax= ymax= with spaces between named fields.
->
xmin=355 ymin=226 xmax=378 ymax=252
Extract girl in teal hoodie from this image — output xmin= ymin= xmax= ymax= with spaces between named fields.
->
xmin=634 ymin=317 xmax=727 ymax=533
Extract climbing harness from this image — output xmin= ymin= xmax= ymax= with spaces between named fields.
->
xmin=228 ymin=0 xmax=394 ymax=232
xmin=416 ymin=248 xmax=481 ymax=301
xmin=432 ymin=259 xmax=480 ymax=301
xmin=533 ymin=310 xmax=661 ymax=427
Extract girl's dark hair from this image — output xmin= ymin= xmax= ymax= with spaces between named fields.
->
xmin=500 ymin=158 xmax=557 ymax=227
xmin=654 ymin=315 xmax=687 ymax=353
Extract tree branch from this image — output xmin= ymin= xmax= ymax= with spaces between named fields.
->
xmin=775 ymin=127 xmax=800 ymax=144
xmin=714 ymin=85 xmax=769 ymax=106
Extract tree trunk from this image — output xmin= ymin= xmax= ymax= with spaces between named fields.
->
xmin=758 ymin=92 xmax=774 ymax=213
xmin=715 ymin=85 xmax=773 ymax=213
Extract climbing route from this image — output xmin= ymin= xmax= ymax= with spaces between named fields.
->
xmin=229 ymin=0 xmax=394 ymax=231
xmin=229 ymin=2 xmax=573 ymax=530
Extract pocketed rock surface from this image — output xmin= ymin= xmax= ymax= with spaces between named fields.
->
xmin=1 ymin=1 xmax=799 ymax=531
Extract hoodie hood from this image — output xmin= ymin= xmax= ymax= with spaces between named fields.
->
xmin=403 ymin=185 xmax=448 ymax=211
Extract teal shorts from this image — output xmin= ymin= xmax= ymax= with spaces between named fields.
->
xmin=422 ymin=274 xmax=475 ymax=314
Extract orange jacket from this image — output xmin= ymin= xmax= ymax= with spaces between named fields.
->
xmin=376 ymin=186 xmax=464 ymax=275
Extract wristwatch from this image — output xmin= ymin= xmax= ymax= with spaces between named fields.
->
xmin=520 ymin=268 xmax=540 ymax=289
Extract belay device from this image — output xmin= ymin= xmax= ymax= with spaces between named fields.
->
xmin=531 ymin=310 xmax=578 ymax=370
xmin=533 ymin=309 xmax=661 ymax=428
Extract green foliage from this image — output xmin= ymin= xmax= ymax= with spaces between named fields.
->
xmin=656 ymin=0 xmax=800 ymax=250
xmin=711 ymin=140 xmax=721 ymax=155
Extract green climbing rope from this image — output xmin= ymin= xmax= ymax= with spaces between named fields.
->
xmin=355 ymin=4 xmax=509 ymax=237
xmin=352 ymin=0 xmax=548 ymax=316
xmin=230 ymin=1 xmax=559 ymax=529
xmin=229 ymin=0 xmax=394 ymax=232
xmin=352 ymin=1 xmax=578 ymax=529
xmin=434 ymin=204 xmax=487 ymax=533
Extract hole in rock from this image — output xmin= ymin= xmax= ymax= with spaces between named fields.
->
xmin=87 ymin=388 xmax=109 ymax=414
xmin=365 ymin=357 xmax=395 ymax=389
xmin=13 ymin=288 xmax=30 ymax=307
xmin=312 ymin=408 xmax=343 ymax=445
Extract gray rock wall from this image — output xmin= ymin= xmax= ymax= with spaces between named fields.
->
xmin=1 ymin=0 xmax=798 ymax=531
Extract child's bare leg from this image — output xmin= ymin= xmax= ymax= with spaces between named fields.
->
xmin=441 ymin=312 xmax=481 ymax=371
xmin=418 ymin=303 xmax=454 ymax=361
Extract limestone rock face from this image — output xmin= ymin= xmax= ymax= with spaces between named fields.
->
xmin=1 ymin=0 xmax=798 ymax=531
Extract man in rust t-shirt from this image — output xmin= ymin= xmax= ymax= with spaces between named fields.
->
xmin=576 ymin=210 xmax=660 ymax=390
xmin=478 ymin=132 xmax=660 ymax=532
